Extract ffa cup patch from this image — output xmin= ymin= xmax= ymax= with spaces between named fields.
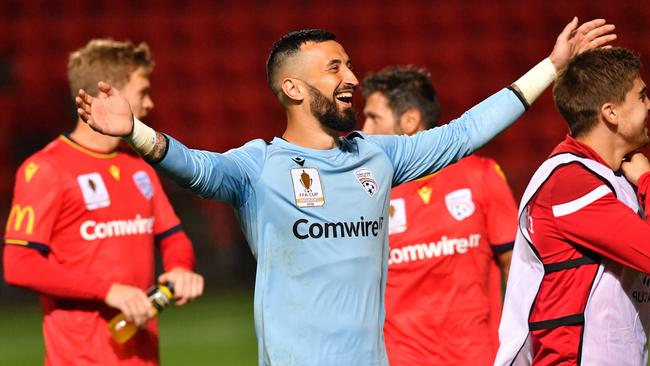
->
xmin=354 ymin=168 xmax=378 ymax=197
xmin=133 ymin=170 xmax=154 ymax=200
xmin=291 ymin=168 xmax=325 ymax=208
xmin=445 ymin=188 xmax=475 ymax=221
xmin=388 ymin=198 xmax=407 ymax=235
xmin=77 ymin=173 xmax=111 ymax=210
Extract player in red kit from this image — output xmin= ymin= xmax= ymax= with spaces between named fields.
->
xmin=495 ymin=48 xmax=650 ymax=366
xmin=3 ymin=39 xmax=204 ymax=366
xmin=361 ymin=66 xmax=516 ymax=365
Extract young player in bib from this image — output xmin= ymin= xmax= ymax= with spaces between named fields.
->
xmin=496 ymin=47 xmax=650 ymax=366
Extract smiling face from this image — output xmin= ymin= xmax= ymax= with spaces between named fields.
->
xmin=289 ymin=40 xmax=359 ymax=132
xmin=616 ymin=76 xmax=650 ymax=150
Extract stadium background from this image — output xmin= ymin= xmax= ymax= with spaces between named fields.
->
xmin=1 ymin=0 xmax=649 ymax=364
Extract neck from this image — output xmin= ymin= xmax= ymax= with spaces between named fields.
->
xmin=282 ymin=110 xmax=339 ymax=150
xmin=69 ymin=120 xmax=121 ymax=153
xmin=577 ymin=129 xmax=628 ymax=170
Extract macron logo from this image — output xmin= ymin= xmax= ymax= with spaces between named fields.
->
xmin=389 ymin=234 xmax=481 ymax=265
xmin=80 ymin=215 xmax=155 ymax=241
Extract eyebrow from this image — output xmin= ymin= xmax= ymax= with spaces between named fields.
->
xmin=326 ymin=59 xmax=341 ymax=68
xmin=326 ymin=59 xmax=352 ymax=68
xmin=640 ymin=86 xmax=647 ymax=96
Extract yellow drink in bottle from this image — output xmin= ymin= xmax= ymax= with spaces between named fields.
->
xmin=107 ymin=283 xmax=174 ymax=344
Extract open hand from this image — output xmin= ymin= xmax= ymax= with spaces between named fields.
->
xmin=549 ymin=17 xmax=617 ymax=71
xmin=76 ymin=82 xmax=134 ymax=137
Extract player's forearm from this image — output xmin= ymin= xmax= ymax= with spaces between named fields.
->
xmin=557 ymin=200 xmax=650 ymax=274
xmin=124 ymin=117 xmax=169 ymax=163
xmin=3 ymin=245 xmax=112 ymax=300
xmin=159 ymin=230 xmax=196 ymax=271
xmin=497 ymin=250 xmax=513 ymax=282
xmin=462 ymin=58 xmax=557 ymax=150
xmin=155 ymin=134 xmax=226 ymax=198
xmin=449 ymin=87 xmax=526 ymax=153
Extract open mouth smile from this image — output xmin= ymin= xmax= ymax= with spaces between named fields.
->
xmin=335 ymin=91 xmax=353 ymax=106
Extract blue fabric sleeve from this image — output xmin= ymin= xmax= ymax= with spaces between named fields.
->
xmin=368 ymin=88 xmax=526 ymax=186
xmin=154 ymin=135 xmax=265 ymax=207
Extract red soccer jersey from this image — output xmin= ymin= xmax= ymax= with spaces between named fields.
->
xmin=3 ymin=135 xmax=194 ymax=366
xmin=524 ymin=136 xmax=650 ymax=365
xmin=385 ymin=155 xmax=517 ymax=366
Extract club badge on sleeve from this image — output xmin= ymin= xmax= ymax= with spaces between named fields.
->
xmin=77 ymin=173 xmax=111 ymax=210
xmin=445 ymin=188 xmax=475 ymax=221
xmin=291 ymin=168 xmax=325 ymax=208
xmin=133 ymin=170 xmax=154 ymax=200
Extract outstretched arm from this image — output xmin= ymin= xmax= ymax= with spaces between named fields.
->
xmin=512 ymin=17 xmax=616 ymax=108
xmin=379 ymin=18 xmax=616 ymax=185
xmin=76 ymin=83 xmax=168 ymax=163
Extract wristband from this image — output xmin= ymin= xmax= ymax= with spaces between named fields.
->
xmin=513 ymin=58 xmax=557 ymax=106
xmin=126 ymin=116 xmax=157 ymax=155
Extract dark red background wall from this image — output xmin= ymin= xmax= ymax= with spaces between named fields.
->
xmin=1 ymin=0 xmax=649 ymax=290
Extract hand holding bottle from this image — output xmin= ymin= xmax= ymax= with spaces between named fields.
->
xmin=107 ymin=283 xmax=174 ymax=343
xmin=104 ymin=283 xmax=153 ymax=327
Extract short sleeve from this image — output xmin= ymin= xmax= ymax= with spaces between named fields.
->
xmin=481 ymin=159 xmax=518 ymax=249
xmin=148 ymin=169 xmax=182 ymax=236
xmin=4 ymin=158 xmax=62 ymax=254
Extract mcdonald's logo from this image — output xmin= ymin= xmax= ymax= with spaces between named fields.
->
xmin=6 ymin=204 xmax=35 ymax=235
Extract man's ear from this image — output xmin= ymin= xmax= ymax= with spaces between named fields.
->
xmin=601 ymin=102 xmax=618 ymax=126
xmin=281 ymin=78 xmax=304 ymax=102
xmin=399 ymin=108 xmax=424 ymax=136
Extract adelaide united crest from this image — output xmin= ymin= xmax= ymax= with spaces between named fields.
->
xmin=354 ymin=168 xmax=378 ymax=197
xmin=444 ymin=188 xmax=475 ymax=221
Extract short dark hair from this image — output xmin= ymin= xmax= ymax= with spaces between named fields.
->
xmin=266 ymin=29 xmax=336 ymax=95
xmin=361 ymin=65 xmax=440 ymax=129
xmin=553 ymin=47 xmax=642 ymax=137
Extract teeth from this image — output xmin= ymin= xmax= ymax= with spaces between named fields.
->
xmin=336 ymin=92 xmax=353 ymax=98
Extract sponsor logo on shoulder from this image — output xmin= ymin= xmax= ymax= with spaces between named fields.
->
xmin=133 ymin=170 xmax=154 ymax=200
xmin=290 ymin=168 xmax=325 ymax=207
xmin=354 ymin=168 xmax=378 ymax=197
xmin=77 ymin=173 xmax=111 ymax=210
xmin=24 ymin=162 xmax=39 ymax=183
xmin=445 ymin=188 xmax=475 ymax=221
xmin=291 ymin=157 xmax=305 ymax=167
xmin=109 ymin=164 xmax=120 ymax=180
xmin=417 ymin=186 xmax=432 ymax=205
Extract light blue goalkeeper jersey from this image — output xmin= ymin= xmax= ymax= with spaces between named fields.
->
xmin=157 ymin=88 xmax=525 ymax=365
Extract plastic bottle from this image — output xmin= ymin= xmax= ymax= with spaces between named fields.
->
xmin=107 ymin=283 xmax=174 ymax=343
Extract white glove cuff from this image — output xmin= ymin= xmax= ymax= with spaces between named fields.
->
xmin=513 ymin=58 xmax=557 ymax=106
xmin=126 ymin=116 xmax=157 ymax=155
